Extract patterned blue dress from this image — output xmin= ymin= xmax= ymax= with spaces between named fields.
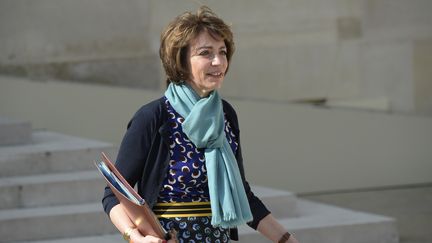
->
xmin=156 ymin=97 xmax=238 ymax=242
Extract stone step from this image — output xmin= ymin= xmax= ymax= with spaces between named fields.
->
xmin=11 ymin=199 xmax=398 ymax=243
xmin=238 ymin=199 xmax=398 ymax=243
xmin=0 ymin=203 xmax=116 ymax=243
xmin=251 ymin=185 xmax=298 ymax=218
xmin=0 ymin=186 xmax=297 ymax=242
xmin=0 ymin=117 xmax=32 ymax=146
xmin=0 ymin=157 xmax=298 ymax=212
xmin=0 ymin=131 xmax=117 ymax=177
xmin=0 ymin=170 xmax=105 ymax=210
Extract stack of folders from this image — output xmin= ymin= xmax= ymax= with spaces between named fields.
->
xmin=95 ymin=152 xmax=176 ymax=240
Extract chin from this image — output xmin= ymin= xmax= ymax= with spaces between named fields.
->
xmin=208 ymin=79 xmax=224 ymax=89
xmin=208 ymin=83 xmax=222 ymax=92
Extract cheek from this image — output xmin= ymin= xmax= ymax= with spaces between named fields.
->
xmin=223 ymin=58 xmax=229 ymax=70
xmin=190 ymin=62 xmax=201 ymax=77
xmin=196 ymin=64 xmax=209 ymax=76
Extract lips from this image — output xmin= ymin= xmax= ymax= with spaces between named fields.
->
xmin=207 ymin=71 xmax=224 ymax=78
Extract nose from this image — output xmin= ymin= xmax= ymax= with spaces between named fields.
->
xmin=211 ymin=54 xmax=224 ymax=66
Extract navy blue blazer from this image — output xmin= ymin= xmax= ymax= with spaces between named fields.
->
xmin=102 ymin=97 xmax=270 ymax=240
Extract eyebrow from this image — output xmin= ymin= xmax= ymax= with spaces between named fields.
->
xmin=195 ymin=46 xmax=227 ymax=51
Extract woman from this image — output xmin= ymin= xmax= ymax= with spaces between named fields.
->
xmin=102 ymin=6 xmax=299 ymax=243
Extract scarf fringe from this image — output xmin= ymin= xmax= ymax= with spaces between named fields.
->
xmin=223 ymin=212 xmax=237 ymax=221
xmin=212 ymin=217 xmax=252 ymax=228
xmin=210 ymin=201 xmax=253 ymax=228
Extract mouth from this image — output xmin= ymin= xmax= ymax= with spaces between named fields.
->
xmin=207 ymin=71 xmax=224 ymax=78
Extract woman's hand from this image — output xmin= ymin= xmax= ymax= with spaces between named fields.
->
xmin=129 ymin=228 xmax=172 ymax=243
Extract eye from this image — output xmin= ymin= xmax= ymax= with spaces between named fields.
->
xmin=220 ymin=50 xmax=228 ymax=55
xmin=199 ymin=50 xmax=210 ymax=56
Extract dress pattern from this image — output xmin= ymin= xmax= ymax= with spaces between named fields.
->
xmin=156 ymin=97 xmax=238 ymax=242
xmin=159 ymin=216 xmax=229 ymax=243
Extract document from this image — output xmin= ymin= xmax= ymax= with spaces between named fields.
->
xmin=95 ymin=152 xmax=174 ymax=240
xmin=96 ymin=160 xmax=142 ymax=205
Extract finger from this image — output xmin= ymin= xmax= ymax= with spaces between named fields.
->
xmin=142 ymin=235 xmax=163 ymax=243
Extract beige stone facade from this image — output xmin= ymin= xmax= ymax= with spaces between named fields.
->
xmin=1 ymin=0 xmax=432 ymax=193
xmin=1 ymin=0 xmax=431 ymax=114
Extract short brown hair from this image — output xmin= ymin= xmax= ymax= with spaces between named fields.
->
xmin=159 ymin=6 xmax=235 ymax=85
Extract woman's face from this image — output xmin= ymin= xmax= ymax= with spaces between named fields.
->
xmin=186 ymin=30 xmax=228 ymax=97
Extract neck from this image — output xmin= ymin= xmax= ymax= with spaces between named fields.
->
xmin=186 ymin=81 xmax=211 ymax=98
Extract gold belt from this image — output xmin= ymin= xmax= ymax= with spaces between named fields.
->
xmin=153 ymin=201 xmax=212 ymax=218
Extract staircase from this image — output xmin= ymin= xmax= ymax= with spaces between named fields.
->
xmin=0 ymin=117 xmax=118 ymax=242
xmin=0 ymin=117 xmax=398 ymax=243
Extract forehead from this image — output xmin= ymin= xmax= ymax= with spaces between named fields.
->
xmin=189 ymin=30 xmax=226 ymax=49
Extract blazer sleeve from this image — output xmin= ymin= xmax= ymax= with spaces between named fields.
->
xmin=102 ymin=100 xmax=161 ymax=216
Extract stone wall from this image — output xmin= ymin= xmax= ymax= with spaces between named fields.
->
xmin=1 ymin=0 xmax=431 ymax=114
xmin=0 ymin=0 xmax=160 ymax=89
xmin=1 ymin=76 xmax=431 ymax=193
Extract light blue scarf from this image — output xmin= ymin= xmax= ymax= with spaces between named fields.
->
xmin=165 ymin=83 xmax=253 ymax=228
